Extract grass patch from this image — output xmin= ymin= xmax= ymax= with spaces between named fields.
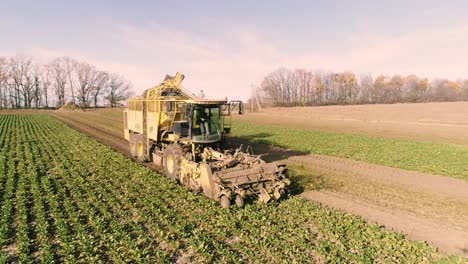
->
xmin=232 ymin=121 xmax=468 ymax=181
xmin=288 ymin=165 xmax=341 ymax=193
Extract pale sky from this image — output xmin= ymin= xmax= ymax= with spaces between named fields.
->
xmin=1 ymin=0 xmax=468 ymax=100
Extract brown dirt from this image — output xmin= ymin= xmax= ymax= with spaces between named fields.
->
xmin=58 ymin=102 xmax=82 ymax=111
xmin=49 ymin=112 xmax=128 ymax=154
xmin=49 ymin=108 xmax=468 ymax=257
xmin=237 ymin=101 xmax=468 ymax=145
xmin=301 ymin=191 xmax=468 ymax=257
xmin=290 ymin=154 xmax=468 ymax=202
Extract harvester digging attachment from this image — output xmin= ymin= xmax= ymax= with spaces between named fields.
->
xmin=196 ymin=146 xmax=290 ymax=208
xmin=161 ymin=145 xmax=290 ymax=208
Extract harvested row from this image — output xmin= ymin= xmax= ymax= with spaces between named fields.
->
xmin=0 ymin=113 xmax=462 ymax=263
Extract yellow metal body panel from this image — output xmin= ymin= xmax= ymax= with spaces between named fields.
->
xmin=124 ymin=72 xmax=227 ymax=145
xmin=125 ymin=109 xmax=143 ymax=134
xmin=168 ymin=134 xmax=179 ymax=141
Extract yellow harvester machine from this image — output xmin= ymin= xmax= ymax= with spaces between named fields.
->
xmin=124 ymin=73 xmax=290 ymax=208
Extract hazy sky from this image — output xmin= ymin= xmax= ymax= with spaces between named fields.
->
xmin=1 ymin=0 xmax=468 ymax=100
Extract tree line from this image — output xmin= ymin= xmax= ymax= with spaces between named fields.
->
xmin=260 ymin=68 xmax=468 ymax=106
xmin=0 ymin=56 xmax=133 ymax=109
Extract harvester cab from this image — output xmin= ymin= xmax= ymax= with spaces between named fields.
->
xmin=188 ymin=104 xmax=223 ymax=143
xmin=124 ymin=72 xmax=290 ymax=208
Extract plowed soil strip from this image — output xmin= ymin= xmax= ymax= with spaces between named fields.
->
xmin=288 ymin=154 xmax=468 ymax=202
xmin=301 ymin=191 xmax=468 ymax=257
xmin=49 ymin=113 xmax=129 ymax=156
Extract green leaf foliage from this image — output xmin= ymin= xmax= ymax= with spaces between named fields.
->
xmin=232 ymin=121 xmax=468 ymax=181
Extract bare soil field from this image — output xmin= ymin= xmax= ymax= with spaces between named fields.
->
xmin=48 ymin=108 xmax=468 ymax=257
xmin=236 ymin=101 xmax=468 ymax=145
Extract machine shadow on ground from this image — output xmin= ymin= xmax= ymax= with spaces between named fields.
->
xmin=226 ymin=134 xmax=308 ymax=162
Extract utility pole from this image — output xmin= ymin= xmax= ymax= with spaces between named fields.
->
xmin=255 ymin=94 xmax=262 ymax=111
xmin=251 ymin=84 xmax=254 ymax=113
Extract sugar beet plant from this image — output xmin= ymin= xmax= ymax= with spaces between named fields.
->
xmin=0 ymin=113 xmax=463 ymax=263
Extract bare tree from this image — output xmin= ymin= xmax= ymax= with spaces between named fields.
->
xmin=332 ymin=72 xmax=358 ymax=104
xmin=403 ymin=75 xmax=419 ymax=102
xmin=75 ymin=62 xmax=95 ymax=107
xmin=261 ymin=68 xmax=284 ymax=105
xmin=75 ymin=62 xmax=111 ymax=108
xmin=0 ymin=55 xmax=133 ymax=109
xmin=358 ymin=74 xmax=373 ymax=103
xmin=430 ymin=79 xmax=460 ymax=101
xmin=0 ymin=57 xmax=8 ymax=109
xmin=9 ymin=56 xmax=36 ymax=108
xmin=386 ymin=75 xmax=404 ymax=103
xmin=40 ymin=66 xmax=52 ymax=108
xmin=261 ymin=67 xmax=468 ymax=106
xmin=63 ymin=57 xmax=78 ymax=104
xmin=312 ymin=71 xmax=324 ymax=104
xmin=9 ymin=57 xmax=21 ymax=108
xmin=105 ymin=73 xmax=132 ymax=107
xmin=294 ymin=69 xmax=313 ymax=105
xmin=459 ymin=79 xmax=468 ymax=100
xmin=91 ymin=70 xmax=109 ymax=107
xmin=48 ymin=58 xmax=68 ymax=107
xmin=32 ymin=63 xmax=43 ymax=108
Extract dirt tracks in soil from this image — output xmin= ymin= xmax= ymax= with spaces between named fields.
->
xmin=290 ymin=154 xmax=468 ymax=257
xmin=49 ymin=111 xmax=468 ymax=257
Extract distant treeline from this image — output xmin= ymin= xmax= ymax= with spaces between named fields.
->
xmin=260 ymin=68 xmax=468 ymax=106
xmin=0 ymin=56 xmax=133 ymax=109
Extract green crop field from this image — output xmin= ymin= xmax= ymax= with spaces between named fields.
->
xmin=232 ymin=121 xmax=468 ymax=181
xmin=0 ymin=113 xmax=463 ymax=263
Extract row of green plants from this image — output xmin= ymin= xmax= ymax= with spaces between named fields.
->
xmin=0 ymin=113 xmax=463 ymax=262
xmin=231 ymin=121 xmax=468 ymax=180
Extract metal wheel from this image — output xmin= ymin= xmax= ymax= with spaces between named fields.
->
xmin=234 ymin=194 xmax=244 ymax=208
xmin=129 ymin=135 xmax=138 ymax=158
xmin=163 ymin=144 xmax=183 ymax=181
xmin=137 ymin=142 xmax=143 ymax=157
xmin=220 ymin=195 xmax=231 ymax=209
xmin=136 ymin=136 xmax=147 ymax=162
xmin=166 ymin=154 xmax=174 ymax=174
